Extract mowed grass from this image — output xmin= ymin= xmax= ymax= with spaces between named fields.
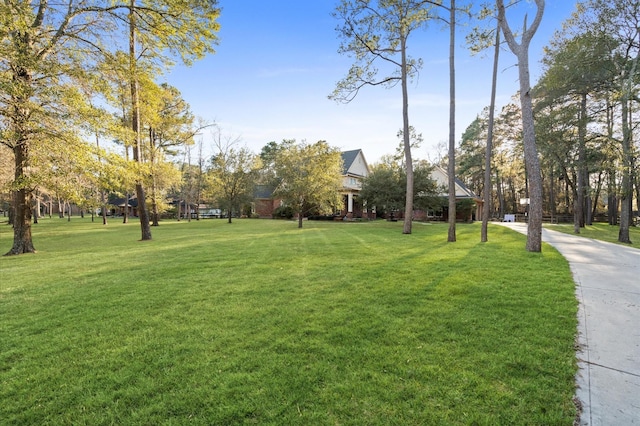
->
xmin=547 ymin=222 xmax=640 ymax=248
xmin=0 ymin=218 xmax=578 ymax=425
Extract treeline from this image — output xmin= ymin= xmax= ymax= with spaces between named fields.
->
xmin=1 ymin=1 xmax=221 ymax=255
xmin=455 ymin=0 xmax=639 ymax=242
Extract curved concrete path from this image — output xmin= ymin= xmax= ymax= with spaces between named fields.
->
xmin=497 ymin=222 xmax=640 ymax=425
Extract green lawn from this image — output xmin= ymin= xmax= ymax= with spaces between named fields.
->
xmin=546 ymin=222 xmax=640 ymax=248
xmin=1 ymin=218 xmax=578 ymax=425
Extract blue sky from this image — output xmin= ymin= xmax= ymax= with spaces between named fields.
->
xmin=165 ymin=1 xmax=580 ymax=165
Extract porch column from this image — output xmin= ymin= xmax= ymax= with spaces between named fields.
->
xmin=348 ymin=193 xmax=353 ymax=214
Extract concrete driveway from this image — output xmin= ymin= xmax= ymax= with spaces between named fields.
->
xmin=497 ymin=222 xmax=640 ymax=425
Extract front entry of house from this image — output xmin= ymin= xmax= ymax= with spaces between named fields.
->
xmin=341 ymin=193 xmax=374 ymax=219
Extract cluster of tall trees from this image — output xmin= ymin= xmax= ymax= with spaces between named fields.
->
xmin=1 ymin=1 xmax=221 ymax=255
xmin=256 ymin=139 xmax=344 ymax=229
xmin=331 ymin=0 xmax=463 ymax=239
xmin=332 ymin=0 xmax=638 ymax=249
xmin=330 ymin=0 xmax=548 ymax=251
xmin=1 ymin=111 xmax=347 ymax=251
xmin=125 ymin=137 xmax=344 ymax=229
xmin=456 ymin=0 xmax=640 ymax=244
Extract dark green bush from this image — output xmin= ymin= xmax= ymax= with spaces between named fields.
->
xmin=273 ymin=205 xmax=294 ymax=219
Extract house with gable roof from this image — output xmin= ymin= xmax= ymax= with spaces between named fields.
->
xmin=338 ymin=151 xmax=482 ymax=222
xmin=254 ymin=184 xmax=282 ymax=218
xmin=253 ymin=149 xmax=373 ymax=219
xmin=339 ymin=149 xmax=373 ymax=219
xmin=428 ymin=165 xmax=484 ymax=222
xmin=252 ymin=147 xmax=481 ymax=221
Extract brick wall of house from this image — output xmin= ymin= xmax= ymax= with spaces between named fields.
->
xmin=255 ymin=199 xmax=280 ymax=218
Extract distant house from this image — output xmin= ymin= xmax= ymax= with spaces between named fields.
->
xmin=252 ymin=149 xmax=373 ymax=219
xmin=429 ymin=165 xmax=483 ymax=222
xmin=254 ymin=184 xmax=282 ymax=218
xmin=339 ymin=149 xmax=373 ymax=219
xmin=338 ymin=153 xmax=482 ymax=222
xmin=251 ymin=149 xmax=482 ymax=221
xmin=110 ymin=196 xmax=138 ymax=217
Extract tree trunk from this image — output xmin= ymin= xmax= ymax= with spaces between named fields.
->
xmin=549 ymin=167 xmax=556 ymax=221
xmin=33 ymin=190 xmax=40 ymax=224
xmin=482 ymin=23 xmax=500 ymax=243
xmin=129 ymin=1 xmax=151 ymax=241
xmin=497 ymin=170 xmax=504 ymax=218
xmin=123 ymin=192 xmax=129 ymax=224
xmin=96 ymin=130 xmax=107 ymax=226
xmin=591 ymin=171 xmax=602 ymax=222
xmin=585 ymin=186 xmax=593 ymax=225
xmin=508 ymin=178 xmax=517 ymax=214
xmin=631 ymin=113 xmax=638 ymax=228
xmin=6 ymin=142 xmax=36 ymax=255
xmin=33 ymin=191 xmax=39 ymax=225
xmin=497 ymin=0 xmax=545 ymax=252
xmin=401 ymin=34 xmax=413 ymax=235
xmin=149 ymin=130 xmax=160 ymax=227
xmin=5 ymin=31 xmax=37 ymax=255
xmin=447 ymin=0 xmax=457 ymax=242
xmin=561 ymin=178 xmax=568 ymax=214
xmin=151 ymin=196 xmax=159 ymax=226
xmin=573 ymin=195 xmax=580 ymax=234
xmin=58 ymin=197 xmax=64 ymax=218
xmin=618 ymin=97 xmax=632 ymax=243
xmin=101 ymin=191 xmax=108 ymax=225
xmin=632 ymin=168 xmax=640 ymax=224
xmin=151 ymin=173 xmax=160 ymax=226
xmin=196 ymin=142 xmax=204 ymax=221
xmin=608 ymin=192 xmax=617 ymax=225
xmin=518 ymin=64 xmax=543 ymax=250
xmin=575 ymin=92 xmax=588 ymax=233
xmin=605 ymin=97 xmax=617 ymax=225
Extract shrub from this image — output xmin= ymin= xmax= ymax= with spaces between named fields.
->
xmin=273 ymin=205 xmax=294 ymax=219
